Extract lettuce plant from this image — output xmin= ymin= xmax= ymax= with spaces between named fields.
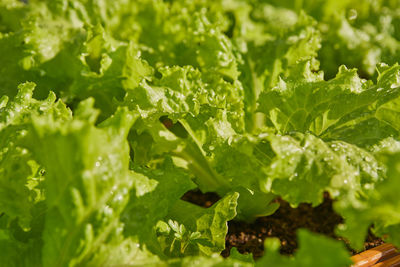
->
xmin=1 ymin=0 xmax=400 ymax=266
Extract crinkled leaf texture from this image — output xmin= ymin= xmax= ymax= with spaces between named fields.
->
xmin=0 ymin=82 xmax=70 ymax=229
xmin=2 ymin=0 xmax=400 ymax=266
xmin=0 ymin=85 xmax=159 ymax=266
xmin=258 ymin=63 xmax=400 ymax=144
xmin=27 ymin=102 xmax=141 ymax=266
xmin=336 ymin=149 xmax=400 ymax=249
xmin=256 ymin=62 xmax=400 ymax=248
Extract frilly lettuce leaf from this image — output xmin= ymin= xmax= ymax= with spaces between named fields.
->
xmin=336 ymin=150 xmax=400 ymax=250
xmin=26 ymin=99 xmax=146 ymax=266
xmin=260 ymin=132 xmax=383 ymax=206
xmin=0 ymin=82 xmax=70 ymax=229
xmin=258 ymin=62 xmax=400 ymax=145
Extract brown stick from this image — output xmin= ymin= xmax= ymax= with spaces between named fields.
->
xmin=351 ymin=244 xmax=398 ymax=267
xmin=372 ymin=254 xmax=400 ymax=267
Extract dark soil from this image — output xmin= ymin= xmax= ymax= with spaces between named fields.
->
xmin=181 ymin=190 xmax=384 ymax=259
xmin=181 ymin=190 xmax=221 ymax=208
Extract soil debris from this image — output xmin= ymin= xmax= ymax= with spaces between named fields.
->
xmin=182 ymin=190 xmax=384 ymax=259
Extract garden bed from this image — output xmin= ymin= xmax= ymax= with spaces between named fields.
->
xmin=2 ymin=1 xmax=400 ymax=266
xmin=183 ymin=190 xmax=385 ymax=259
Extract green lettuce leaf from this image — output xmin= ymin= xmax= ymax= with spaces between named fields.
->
xmin=164 ymin=192 xmax=238 ymax=256
xmin=0 ymin=82 xmax=70 ymax=229
xmin=26 ymin=101 xmax=143 ymax=266
xmin=258 ymin=62 xmax=400 ymax=145
xmin=260 ymin=132 xmax=383 ymax=206
xmin=336 ymin=150 xmax=400 ymax=249
xmin=256 ymin=229 xmax=352 ymax=267
xmin=122 ymin=158 xmax=196 ymax=257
